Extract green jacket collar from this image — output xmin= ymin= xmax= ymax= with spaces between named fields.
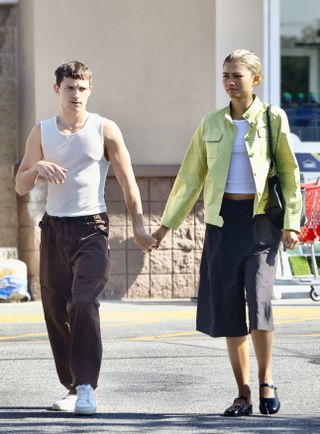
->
xmin=225 ymin=95 xmax=265 ymax=125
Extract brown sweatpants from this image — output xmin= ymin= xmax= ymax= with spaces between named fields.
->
xmin=39 ymin=212 xmax=110 ymax=390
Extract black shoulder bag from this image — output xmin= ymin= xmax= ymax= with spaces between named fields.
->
xmin=264 ymin=105 xmax=306 ymax=229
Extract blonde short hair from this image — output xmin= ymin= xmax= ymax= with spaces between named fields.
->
xmin=223 ymin=49 xmax=263 ymax=85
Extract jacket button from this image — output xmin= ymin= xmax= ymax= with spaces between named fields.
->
xmin=249 ymin=153 xmax=254 ymax=158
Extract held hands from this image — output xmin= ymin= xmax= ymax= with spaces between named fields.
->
xmin=133 ymin=228 xmax=157 ymax=253
xmin=135 ymin=226 xmax=299 ymax=252
xmin=33 ymin=160 xmax=67 ymax=184
xmin=133 ymin=225 xmax=170 ymax=253
xmin=152 ymin=225 xmax=170 ymax=249
xmin=282 ymin=229 xmax=299 ymax=250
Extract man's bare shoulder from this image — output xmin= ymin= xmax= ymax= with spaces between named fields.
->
xmin=103 ymin=117 xmax=123 ymax=141
xmin=17 ymin=122 xmax=43 ymax=174
xmin=30 ymin=122 xmax=41 ymax=134
xmin=26 ymin=122 xmax=42 ymax=147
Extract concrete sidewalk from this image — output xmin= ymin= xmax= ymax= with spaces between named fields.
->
xmin=0 ymin=295 xmax=319 ymax=433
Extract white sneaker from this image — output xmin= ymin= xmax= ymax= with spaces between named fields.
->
xmin=52 ymin=392 xmax=77 ymax=411
xmin=74 ymin=384 xmax=96 ymax=415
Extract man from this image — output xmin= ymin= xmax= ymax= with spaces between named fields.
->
xmin=15 ymin=60 xmax=155 ymax=415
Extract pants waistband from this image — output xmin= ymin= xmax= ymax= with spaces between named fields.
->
xmin=46 ymin=212 xmax=108 ymax=223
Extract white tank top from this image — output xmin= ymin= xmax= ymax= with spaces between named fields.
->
xmin=225 ymin=119 xmax=256 ymax=194
xmin=40 ymin=113 xmax=110 ymax=217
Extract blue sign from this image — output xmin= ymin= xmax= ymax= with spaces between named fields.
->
xmin=295 ymin=153 xmax=320 ymax=172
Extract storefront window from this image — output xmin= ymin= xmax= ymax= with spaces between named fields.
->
xmin=280 ymin=0 xmax=320 ymax=141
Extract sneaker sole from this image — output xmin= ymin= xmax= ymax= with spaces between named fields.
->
xmin=74 ymin=407 xmax=96 ymax=415
xmin=52 ymin=406 xmax=75 ymax=412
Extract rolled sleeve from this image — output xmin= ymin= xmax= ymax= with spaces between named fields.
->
xmin=161 ymin=121 xmax=207 ymax=229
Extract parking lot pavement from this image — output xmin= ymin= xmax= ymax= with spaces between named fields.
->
xmin=0 ymin=296 xmax=319 ymax=433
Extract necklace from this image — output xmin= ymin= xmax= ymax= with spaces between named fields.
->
xmin=230 ymin=109 xmax=244 ymax=119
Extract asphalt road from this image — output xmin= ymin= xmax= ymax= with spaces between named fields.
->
xmin=0 ymin=297 xmax=319 ymax=433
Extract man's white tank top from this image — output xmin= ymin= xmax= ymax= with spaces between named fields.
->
xmin=40 ymin=113 xmax=110 ymax=217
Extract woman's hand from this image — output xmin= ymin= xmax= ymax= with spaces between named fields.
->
xmin=133 ymin=229 xmax=157 ymax=253
xmin=282 ymin=229 xmax=299 ymax=250
xmin=152 ymin=225 xmax=170 ymax=249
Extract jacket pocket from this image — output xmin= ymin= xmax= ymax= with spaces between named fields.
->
xmin=257 ymin=125 xmax=278 ymax=139
xmin=257 ymin=126 xmax=277 ymax=156
xmin=203 ymin=131 xmax=222 ymax=159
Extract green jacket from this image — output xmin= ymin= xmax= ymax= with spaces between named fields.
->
xmin=161 ymin=96 xmax=302 ymax=232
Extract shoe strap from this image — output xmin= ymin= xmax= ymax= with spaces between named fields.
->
xmin=235 ymin=395 xmax=250 ymax=403
xmin=260 ymin=383 xmax=277 ymax=390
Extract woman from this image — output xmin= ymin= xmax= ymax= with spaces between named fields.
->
xmin=153 ymin=49 xmax=302 ymax=416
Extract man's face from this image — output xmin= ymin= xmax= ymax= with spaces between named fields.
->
xmin=54 ymin=77 xmax=92 ymax=112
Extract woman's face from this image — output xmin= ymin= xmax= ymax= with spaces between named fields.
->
xmin=222 ymin=60 xmax=259 ymax=100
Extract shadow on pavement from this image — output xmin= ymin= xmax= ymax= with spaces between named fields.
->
xmin=0 ymin=409 xmax=319 ymax=433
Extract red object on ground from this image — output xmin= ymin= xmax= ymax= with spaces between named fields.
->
xmin=299 ymin=183 xmax=320 ymax=243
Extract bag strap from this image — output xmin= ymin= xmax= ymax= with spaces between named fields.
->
xmin=266 ymin=105 xmax=276 ymax=173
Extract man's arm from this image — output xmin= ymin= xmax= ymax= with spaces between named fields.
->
xmin=104 ymin=118 xmax=156 ymax=251
xmin=15 ymin=124 xmax=67 ymax=196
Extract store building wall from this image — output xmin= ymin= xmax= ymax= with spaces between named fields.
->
xmin=214 ymin=0 xmax=265 ymax=107
xmin=0 ymin=3 xmax=18 ymax=250
xmin=17 ymin=0 xmax=215 ymax=164
xmin=15 ymin=0 xmax=266 ymax=299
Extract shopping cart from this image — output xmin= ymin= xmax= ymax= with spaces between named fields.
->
xmin=275 ymin=182 xmax=320 ymax=301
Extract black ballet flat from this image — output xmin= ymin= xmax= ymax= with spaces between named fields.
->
xmin=259 ymin=383 xmax=280 ymax=415
xmin=223 ymin=395 xmax=253 ymax=417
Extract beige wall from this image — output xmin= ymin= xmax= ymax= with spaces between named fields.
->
xmin=17 ymin=0 xmax=35 ymax=156
xmin=214 ymin=0 xmax=265 ymax=107
xmin=0 ymin=4 xmax=18 ymax=247
xmin=17 ymin=0 xmax=267 ymax=163
xmin=15 ymin=0 xmax=268 ymax=299
xmin=17 ymin=0 xmax=215 ymax=164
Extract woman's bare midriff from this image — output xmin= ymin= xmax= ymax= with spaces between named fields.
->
xmin=224 ymin=193 xmax=255 ymax=200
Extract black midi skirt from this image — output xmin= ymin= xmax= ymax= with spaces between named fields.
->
xmin=196 ymin=198 xmax=282 ymax=338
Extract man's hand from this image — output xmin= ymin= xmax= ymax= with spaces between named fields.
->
xmin=152 ymin=225 xmax=170 ymax=249
xmin=133 ymin=229 xmax=157 ymax=253
xmin=282 ymin=229 xmax=299 ymax=250
xmin=34 ymin=160 xmax=68 ymax=184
